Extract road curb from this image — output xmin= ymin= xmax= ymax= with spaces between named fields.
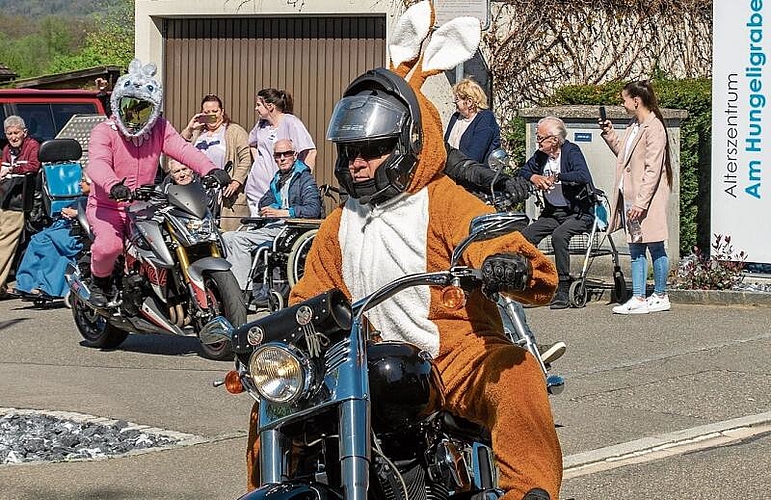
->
xmin=563 ymin=411 xmax=771 ymax=475
xmin=669 ymin=289 xmax=771 ymax=307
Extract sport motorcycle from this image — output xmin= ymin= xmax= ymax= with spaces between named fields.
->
xmin=66 ymin=181 xmax=246 ymax=360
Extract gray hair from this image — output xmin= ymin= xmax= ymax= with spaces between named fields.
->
xmin=537 ymin=116 xmax=567 ymax=145
xmin=4 ymin=115 xmax=26 ymax=131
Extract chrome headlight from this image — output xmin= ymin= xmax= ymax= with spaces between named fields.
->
xmin=248 ymin=344 xmax=312 ymax=404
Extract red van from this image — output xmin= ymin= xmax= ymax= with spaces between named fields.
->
xmin=0 ymin=89 xmax=108 ymax=147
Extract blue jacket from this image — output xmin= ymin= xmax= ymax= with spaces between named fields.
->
xmin=518 ymin=140 xmax=595 ymax=215
xmin=444 ymin=109 xmax=501 ymax=165
xmin=258 ymin=160 xmax=322 ymax=218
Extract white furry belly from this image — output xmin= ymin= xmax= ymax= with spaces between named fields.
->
xmin=340 ymin=190 xmax=439 ymax=356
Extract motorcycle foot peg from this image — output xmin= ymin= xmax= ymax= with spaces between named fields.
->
xmin=546 ymin=375 xmax=565 ymax=395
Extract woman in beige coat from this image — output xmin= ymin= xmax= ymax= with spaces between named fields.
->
xmin=600 ymin=80 xmax=673 ymax=315
xmin=181 ymin=94 xmax=252 ymax=231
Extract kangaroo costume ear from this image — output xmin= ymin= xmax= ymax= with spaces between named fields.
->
xmin=386 ymin=1 xmax=482 ymax=194
xmin=389 ymin=0 xmax=434 ymax=76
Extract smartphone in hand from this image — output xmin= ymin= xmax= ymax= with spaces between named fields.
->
xmin=599 ymin=105 xmax=607 ymax=123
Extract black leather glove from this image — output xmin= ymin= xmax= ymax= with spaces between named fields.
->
xmin=504 ymin=177 xmax=530 ymax=204
xmin=481 ymin=253 xmax=532 ymax=296
xmin=202 ymin=168 xmax=230 ymax=189
xmin=109 ymin=179 xmax=131 ymax=202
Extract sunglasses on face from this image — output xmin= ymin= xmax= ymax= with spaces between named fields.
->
xmin=273 ymin=150 xmax=295 ymax=159
xmin=342 ymin=140 xmax=396 ymax=160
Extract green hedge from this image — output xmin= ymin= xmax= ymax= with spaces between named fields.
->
xmin=503 ymin=78 xmax=712 ymax=257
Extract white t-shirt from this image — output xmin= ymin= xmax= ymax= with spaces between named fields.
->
xmin=447 ymin=115 xmax=473 ymax=149
xmin=543 ymin=154 xmax=568 ymax=207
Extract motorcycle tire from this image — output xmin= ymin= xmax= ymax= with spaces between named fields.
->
xmin=198 ymin=270 xmax=246 ymax=361
xmin=71 ymin=294 xmax=129 ymax=349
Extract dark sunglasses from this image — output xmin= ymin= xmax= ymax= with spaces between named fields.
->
xmin=342 ymin=140 xmax=396 ymax=160
xmin=273 ymin=150 xmax=295 ymax=159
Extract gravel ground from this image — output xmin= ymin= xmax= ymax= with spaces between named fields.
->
xmin=0 ymin=409 xmax=182 ymax=465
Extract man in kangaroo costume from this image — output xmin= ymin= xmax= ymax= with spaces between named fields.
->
xmin=246 ymin=3 xmax=563 ymax=498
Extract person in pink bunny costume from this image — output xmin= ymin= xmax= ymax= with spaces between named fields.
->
xmin=85 ymin=59 xmax=231 ymax=307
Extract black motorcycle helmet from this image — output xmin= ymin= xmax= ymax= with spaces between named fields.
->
xmin=326 ymin=68 xmax=423 ymax=205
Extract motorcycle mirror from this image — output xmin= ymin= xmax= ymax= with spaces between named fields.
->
xmin=199 ymin=316 xmax=235 ymax=345
xmin=487 ymin=148 xmax=509 ymax=172
xmin=450 ymin=212 xmax=530 ymax=268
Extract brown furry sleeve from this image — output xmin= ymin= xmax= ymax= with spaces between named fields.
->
xmin=288 ymin=206 xmax=351 ymax=305
xmin=428 ymin=177 xmax=557 ymax=305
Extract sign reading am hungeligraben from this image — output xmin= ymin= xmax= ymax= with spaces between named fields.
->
xmin=712 ymin=0 xmax=770 ymax=263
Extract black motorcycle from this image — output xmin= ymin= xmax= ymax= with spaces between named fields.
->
xmin=67 ymin=181 xmax=246 ymax=360
xmin=201 ymin=211 xmax=552 ymax=500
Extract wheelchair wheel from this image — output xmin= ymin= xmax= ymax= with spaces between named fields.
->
xmin=287 ymin=228 xmax=318 ymax=288
xmin=569 ymin=279 xmax=588 ymax=308
xmin=268 ymin=289 xmax=285 ymax=312
xmin=612 ymin=267 xmax=628 ymax=304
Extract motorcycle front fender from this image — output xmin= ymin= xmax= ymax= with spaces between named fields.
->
xmin=186 ymin=256 xmax=233 ymax=308
xmin=238 ymin=482 xmax=342 ymax=500
xmin=187 ymin=256 xmax=232 ymax=283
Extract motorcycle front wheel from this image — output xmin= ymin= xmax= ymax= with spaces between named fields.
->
xmin=198 ymin=270 xmax=246 ymax=361
xmin=71 ymin=295 xmax=129 ymax=349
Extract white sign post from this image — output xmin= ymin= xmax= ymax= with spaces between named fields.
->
xmin=712 ymin=0 xmax=771 ymax=263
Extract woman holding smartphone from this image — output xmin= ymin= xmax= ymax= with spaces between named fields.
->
xmin=600 ymin=80 xmax=673 ymax=315
xmin=182 ymin=94 xmax=252 ymax=230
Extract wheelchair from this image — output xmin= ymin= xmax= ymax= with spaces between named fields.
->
xmin=237 ymin=184 xmax=341 ymax=312
xmin=12 ymin=138 xmax=88 ymax=308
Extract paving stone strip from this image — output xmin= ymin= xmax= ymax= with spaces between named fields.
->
xmin=0 ymin=408 xmax=207 ymax=466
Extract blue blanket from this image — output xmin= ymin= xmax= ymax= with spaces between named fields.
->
xmin=15 ymin=218 xmax=83 ymax=298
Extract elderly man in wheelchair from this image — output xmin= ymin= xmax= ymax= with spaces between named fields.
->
xmin=221 ymin=138 xmax=322 ymax=310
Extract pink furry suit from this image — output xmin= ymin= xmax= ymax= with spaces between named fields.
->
xmin=85 ymin=116 xmax=216 ymax=278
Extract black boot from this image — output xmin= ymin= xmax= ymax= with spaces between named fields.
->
xmin=89 ymin=275 xmax=111 ymax=308
xmin=549 ymin=280 xmax=570 ymax=309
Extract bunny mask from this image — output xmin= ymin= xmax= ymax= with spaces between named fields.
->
xmin=110 ymin=59 xmax=164 ymax=141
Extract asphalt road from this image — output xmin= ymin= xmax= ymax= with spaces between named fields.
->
xmin=0 ymin=294 xmax=769 ymax=499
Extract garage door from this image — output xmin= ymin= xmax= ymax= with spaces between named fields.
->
xmin=163 ymin=16 xmax=386 ymax=191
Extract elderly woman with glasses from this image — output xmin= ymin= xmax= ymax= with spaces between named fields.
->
xmin=444 ymin=77 xmax=501 ymax=165
xmin=181 ymin=93 xmax=252 ymax=230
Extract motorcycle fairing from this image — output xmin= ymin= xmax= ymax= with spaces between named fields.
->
xmin=237 ymin=482 xmax=342 ymax=500
xmin=128 ymin=218 xmax=175 ymax=268
xmin=166 ymin=182 xmax=209 ymax=219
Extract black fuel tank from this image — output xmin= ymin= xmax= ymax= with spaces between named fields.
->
xmin=367 ymin=342 xmax=445 ymax=433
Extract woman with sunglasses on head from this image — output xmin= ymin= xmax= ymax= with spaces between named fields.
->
xmin=243 ymin=88 xmax=317 ymax=217
xmin=600 ymin=80 xmax=672 ymax=315
xmin=444 ymin=77 xmax=501 ymax=165
xmin=181 ymin=94 xmax=252 ymax=230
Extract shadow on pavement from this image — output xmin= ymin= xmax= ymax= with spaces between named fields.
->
xmin=80 ymin=333 xmax=203 ymax=357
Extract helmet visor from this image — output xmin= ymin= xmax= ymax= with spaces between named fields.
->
xmin=326 ymin=94 xmax=408 ymax=142
xmin=118 ymin=97 xmax=155 ymax=132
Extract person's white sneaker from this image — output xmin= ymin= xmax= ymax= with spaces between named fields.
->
xmin=539 ymin=341 xmax=567 ymax=365
xmin=612 ymin=296 xmax=649 ymax=315
xmin=647 ymin=293 xmax=671 ymax=312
